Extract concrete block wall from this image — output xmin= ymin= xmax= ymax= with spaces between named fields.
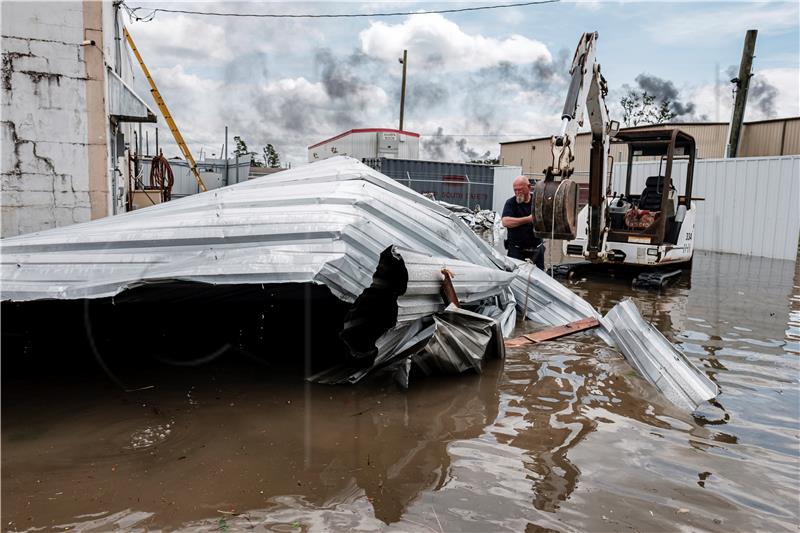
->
xmin=1 ymin=1 xmax=93 ymax=237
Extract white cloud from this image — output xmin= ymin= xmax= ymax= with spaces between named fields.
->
xmin=359 ymin=13 xmax=551 ymax=71
xmin=127 ymin=15 xmax=234 ymax=64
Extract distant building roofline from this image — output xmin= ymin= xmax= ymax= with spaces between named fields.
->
xmin=499 ymin=116 xmax=800 ymax=145
xmin=308 ymin=128 xmax=420 ymax=149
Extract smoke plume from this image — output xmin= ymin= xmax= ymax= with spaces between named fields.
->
xmin=634 ymin=74 xmax=697 ymax=118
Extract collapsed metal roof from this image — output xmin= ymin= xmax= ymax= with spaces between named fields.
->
xmin=0 ymin=156 xmax=717 ymax=410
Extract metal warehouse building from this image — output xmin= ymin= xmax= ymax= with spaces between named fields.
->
xmin=308 ymin=128 xmax=420 ymax=162
xmin=499 ymin=116 xmax=800 ymax=182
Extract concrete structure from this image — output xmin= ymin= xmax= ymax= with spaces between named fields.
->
xmin=308 ymin=128 xmax=419 ymax=163
xmin=1 ymin=1 xmax=154 ymax=237
xmin=499 ymin=117 xmax=800 ymax=183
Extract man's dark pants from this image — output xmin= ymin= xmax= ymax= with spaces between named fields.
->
xmin=507 ymin=244 xmax=545 ymax=270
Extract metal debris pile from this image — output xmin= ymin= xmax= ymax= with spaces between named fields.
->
xmin=434 ymin=200 xmax=498 ymax=231
xmin=0 ymin=157 xmax=717 ymax=411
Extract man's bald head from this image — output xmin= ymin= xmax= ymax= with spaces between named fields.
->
xmin=513 ymin=176 xmax=531 ymax=203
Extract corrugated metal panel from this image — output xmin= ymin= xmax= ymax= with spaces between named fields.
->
xmin=612 ymin=155 xmax=800 ymax=259
xmin=605 ymin=299 xmax=719 ymax=412
xmin=740 ymin=121 xmax=784 ymax=156
xmin=491 ymin=166 xmax=522 ymax=213
xmin=0 ymin=156 xmax=513 ymax=313
xmin=782 ymin=119 xmax=800 ymax=155
xmin=363 ymin=158 xmax=496 ymax=210
xmin=510 ymin=261 xmax=718 ymax=411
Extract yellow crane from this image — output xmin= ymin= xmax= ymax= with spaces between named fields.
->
xmin=123 ymin=26 xmax=207 ymax=192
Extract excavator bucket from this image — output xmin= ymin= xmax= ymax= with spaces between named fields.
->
xmin=532 ymin=179 xmax=579 ymax=240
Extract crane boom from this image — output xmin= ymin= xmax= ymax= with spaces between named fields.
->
xmin=123 ymin=27 xmax=207 ymax=193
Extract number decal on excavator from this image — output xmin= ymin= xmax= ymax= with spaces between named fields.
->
xmin=686 ymin=232 xmax=693 ymax=241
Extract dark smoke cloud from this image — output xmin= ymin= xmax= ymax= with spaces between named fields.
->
xmin=725 ymin=65 xmax=778 ymax=117
xmin=475 ymin=48 xmax=571 ymax=92
xmin=422 ymin=127 xmax=492 ymax=161
xmin=421 ymin=127 xmax=454 ymax=160
xmin=456 ymin=138 xmax=490 ymax=160
xmin=406 ymin=80 xmax=449 ymax=112
xmin=315 ymin=48 xmax=362 ymax=100
xmin=634 ymin=74 xmax=696 ymax=118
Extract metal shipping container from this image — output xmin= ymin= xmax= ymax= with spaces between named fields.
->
xmin=363 ymin=157 xmax=496 ymax=210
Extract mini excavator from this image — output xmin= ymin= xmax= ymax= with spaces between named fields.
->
xmin=532 ymin=32 xmax=698 ymax=288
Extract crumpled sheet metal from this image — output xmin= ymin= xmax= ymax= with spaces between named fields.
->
xmin=604 ymin=299 xmax=719 ymax=411
xmin=0 ymin=156 xmax=507 ymax=311
xmin=413 ymin=304 xmax=504 ymax=376
xmin=509 ymin=260 xmax=612 ymax=344
xmin=312 ymin=304 xmax=505 ymax=387
xmin=509 ymin=261 xmax=717 ymax=411
xmin=393 ymin=248 xmax=514 ymax=323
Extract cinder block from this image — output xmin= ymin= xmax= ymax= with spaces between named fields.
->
xmin=0 ymin=37 xmax=31 ymax=55
xmin=54 ymin=190 xmax=80 ymax=207
xmin=0 ymin=190 xmax=21 ymax=206
xmin=53 ymin=206 xmax=77 ymax=226
xmin=2 ymin=173 xmax=54 ymax=192
xmin=71 ymin=206 xmax=91 ymax=223
xmin=1 ymin=206 xmax=20 ymax=238
xmin=13 ymin=54 xmax=50 ymax=73
xmin=17 ymin=207 xmax=56 ymax=235
xmin=18 ymin=190 xmax=55 ymax=206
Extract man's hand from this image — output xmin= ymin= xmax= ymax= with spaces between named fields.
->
xmin=502 ymin=215 xmax=533 ymax=229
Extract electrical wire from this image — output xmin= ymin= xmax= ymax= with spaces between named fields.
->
xmin=122 ymin=0 xmax=559 ymax=21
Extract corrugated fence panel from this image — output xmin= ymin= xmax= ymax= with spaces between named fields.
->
xmin=613 ymin=156 xmax=799 ymax=260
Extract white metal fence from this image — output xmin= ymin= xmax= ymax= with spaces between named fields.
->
xmin=611 ymin=155 xmax=799 ymax=260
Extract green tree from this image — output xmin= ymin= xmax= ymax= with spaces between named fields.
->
xmin=620 ymin=90 xmax=675 ymax=127
xmin=233 ymin=136 xmax=264 ymax=166
xmin=470 ymin=157 xmax=500 ymax=165
xmin=263 ymin=144 xmax=281 ymax=168
xmin=233 ymin=135 xmax=248 ymax=157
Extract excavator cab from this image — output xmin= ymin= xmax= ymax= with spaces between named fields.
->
xmin=608 ymin=129 xmax=696 ymax=247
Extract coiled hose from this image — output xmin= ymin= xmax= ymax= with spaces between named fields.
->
xmin=149 ymin=154 xmax=174 ymax=202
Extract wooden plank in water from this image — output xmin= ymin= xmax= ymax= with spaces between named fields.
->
xmin=504 ymin=317 xmax=600 ymax=348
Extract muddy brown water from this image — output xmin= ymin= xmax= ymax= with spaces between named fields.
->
xmin=3 ymin=251 xmax=799 ymax=532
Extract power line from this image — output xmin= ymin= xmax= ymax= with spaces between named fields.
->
xmin=122 ymin=0 xmax=559 ymax=21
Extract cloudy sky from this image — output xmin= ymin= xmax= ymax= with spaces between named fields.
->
xmin=125 ymin=0 xmax=800 ymax=165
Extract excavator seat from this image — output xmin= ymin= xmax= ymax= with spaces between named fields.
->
xmin=637 ymin=176 xmax=665 ymax=211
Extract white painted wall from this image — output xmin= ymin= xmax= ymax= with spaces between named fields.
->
xmin=1 ymin=1 xmax=92 ymax=236
xmin=612 ymin=156 xmax=800 ymax=260
xmin=0 ymin=1 xmax=143 ymax=237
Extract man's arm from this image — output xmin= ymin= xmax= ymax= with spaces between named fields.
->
xmin=502 ymin=215 xmax=533 ymax=228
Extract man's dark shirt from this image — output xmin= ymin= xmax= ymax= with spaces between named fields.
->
xmin=502 ymin=196 xmax=541 ymax=249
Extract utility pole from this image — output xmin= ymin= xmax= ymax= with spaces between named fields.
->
xmin=726 ymin=29 xmax=757 ymax=158
xmin=224 ymin=126 xmax=229 ymax=186
xmin=398 ymin=49 xmax=407 ymax=131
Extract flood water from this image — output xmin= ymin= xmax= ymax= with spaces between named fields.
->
xmin=3 ymin=251 xmax=799 ymax=532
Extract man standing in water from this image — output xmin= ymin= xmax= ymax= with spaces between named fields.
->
xmin=501 ymin=176 xmax=544 ymax=269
